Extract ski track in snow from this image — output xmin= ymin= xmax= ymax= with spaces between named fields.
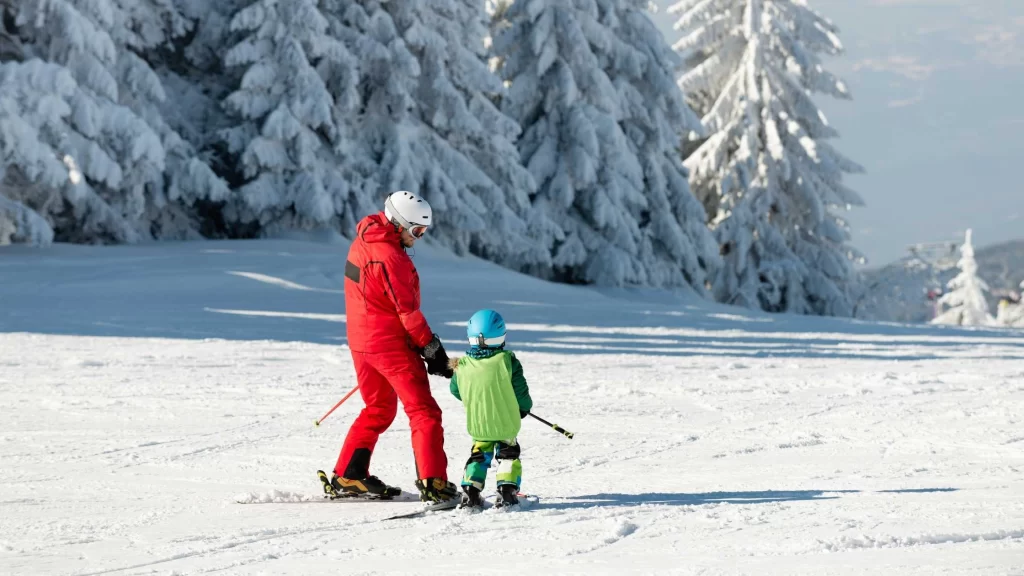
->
xmin=1 ymin=240 xmax=1024 ymax=575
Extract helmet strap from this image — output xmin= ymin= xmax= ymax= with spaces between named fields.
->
xmin=384 ymin=196 xmax=416 ymax=231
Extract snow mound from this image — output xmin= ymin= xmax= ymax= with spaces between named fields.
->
xmin=234 ymin=490 xmax=317 ymax=504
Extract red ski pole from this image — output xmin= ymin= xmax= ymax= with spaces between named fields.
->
xmin=314 ymin=385 xmax=359 ymax=427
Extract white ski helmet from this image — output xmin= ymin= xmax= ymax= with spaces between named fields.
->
xmin=384 ymin=190 xmax=432 ymax=234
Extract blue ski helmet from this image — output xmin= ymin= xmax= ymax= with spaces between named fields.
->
xmin=466 ymin=309 xmax=506 ymax=348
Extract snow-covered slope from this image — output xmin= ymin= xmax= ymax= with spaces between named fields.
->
xmin=1 ymin=237 xmax=1023 ymax=575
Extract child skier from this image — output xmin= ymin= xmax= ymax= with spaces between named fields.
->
xmin=448 ymin=309 xmax=532 ymax=509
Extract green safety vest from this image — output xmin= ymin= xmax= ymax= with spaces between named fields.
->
xmin=453 ymin=353 xmax=522 ymax=441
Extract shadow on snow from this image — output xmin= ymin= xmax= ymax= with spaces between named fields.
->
xmin=538 ymin=487 xmax=960 ymax=510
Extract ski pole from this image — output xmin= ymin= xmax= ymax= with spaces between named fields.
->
xmin=527 ymin=412 xmax=574 ymax=440
xmin=314 ymin=385 xmax=359 ymax=427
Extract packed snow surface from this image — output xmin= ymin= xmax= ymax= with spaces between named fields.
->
xmin=1 ymin=238 xmax=1022 ymax=575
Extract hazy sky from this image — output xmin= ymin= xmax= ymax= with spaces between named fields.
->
xmin=651 ymin=0 xmax=1024 ymax=267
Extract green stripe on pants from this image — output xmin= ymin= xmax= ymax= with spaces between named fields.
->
xmin=461 ymin=439 xmax=522 ymax=490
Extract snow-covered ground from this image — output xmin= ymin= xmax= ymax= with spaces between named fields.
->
xmin=2 ymin=238 xmax=1023 ymax=575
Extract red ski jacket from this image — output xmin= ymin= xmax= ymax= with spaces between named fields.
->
xmin=344 ymin=212 xmax=434 ymax=354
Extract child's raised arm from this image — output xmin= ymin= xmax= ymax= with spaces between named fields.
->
xmin=509 ymin=352 xmax=532 ymax=415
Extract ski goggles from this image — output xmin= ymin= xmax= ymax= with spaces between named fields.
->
xmin=384 ymin=196 xmax=429 ymax=238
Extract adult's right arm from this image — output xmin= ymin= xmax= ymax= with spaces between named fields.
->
xmin=380 ymin=254 xmax=433 ymax=350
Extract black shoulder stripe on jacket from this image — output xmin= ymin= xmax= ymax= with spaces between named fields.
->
xmin=345 ymin=260 xmax=360 ymax=283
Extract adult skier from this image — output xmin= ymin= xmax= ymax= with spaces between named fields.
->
xmin=323 ymin=190 xmax=459 ymax=505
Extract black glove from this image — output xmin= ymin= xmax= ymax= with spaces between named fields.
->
xmin=427 ymin=357 xmax=453 ymax=378
xmin=422 ymin=334 xmax=453 ymax=378
xmin=520 ymin=410 xmax=529 ymax=419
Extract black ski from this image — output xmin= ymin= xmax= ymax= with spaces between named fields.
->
xmin=381 ymin=498 xmax=460 ymax=520
xmin=380 ymin=493 xmax=538 ymax=520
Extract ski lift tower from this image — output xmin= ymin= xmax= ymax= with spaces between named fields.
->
xmin=907 ymin=241 xmax=959 ymax=320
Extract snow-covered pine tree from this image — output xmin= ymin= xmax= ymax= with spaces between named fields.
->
xmin=218 ymin=0 xmax=362 ymax=234
xmin=146 ymin=0 xmax=256 ymax=238
xmin=2 ymin=0 xmax=168 ymax=243
xmin=408 ymin=0 xmax=546 ymax=266
xmin=708 ymin=184 xmax=808 ymax=310
xmin=108 ymin=0 xmax=230 ymax=239
xmin=0 ymin=60 xmax=80 ymax=245
xmin=932 ymin=229 xmax=995 ymax=326
xmin=495 ymin=0 xmax=688 ymax=287
xmin=598 ymin=0 xmax=721 ymax=290
xmin=327 ymin=0 xmax=546 ymax=266
xmin=671 ymin=0 xmax=866 ymax=314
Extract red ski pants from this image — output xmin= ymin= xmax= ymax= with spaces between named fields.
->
xmin=334 ymin=348 xmax=448 ymax=481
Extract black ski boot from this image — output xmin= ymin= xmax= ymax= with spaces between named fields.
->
xmin=495 ymin=484 xmax=519 ymax=508
xmin=318 ymin=470 xmax=401 ymax=500
xmin=415 ymin=477 xmax=459 ymax=504
xmin=459 ymin=485 xmax=484 ymax=509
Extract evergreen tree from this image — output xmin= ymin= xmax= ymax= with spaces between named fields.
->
xmin=218 ymin=0 xmax=361 ymax=233
xmin=494 ymin=0 xmax=658 ymax=286
xmin=0 ymin=60 xmax=80 ymax=245
xmin=491 ymin=0 xmax=718 ymax=290
xmin=411 ymin=0 xmax=545 ymax=266
xmin=2 ymin=0 xmax=166 ymax=243
xmin=932 ymin=229 xmax=995 ymax=326
xmin=671 ymin=0 xmax=865 ymax=314
xmin=109 ymin=0 xmax=230 ymax=239
xmin=599 ymin=0 xmax=721 ymax=290
xmin=329 ymin=0 xmax=546 ymax=266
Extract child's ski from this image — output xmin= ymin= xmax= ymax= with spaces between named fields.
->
xmin=380 ymin=493 xmax=538 ymax=521
xmin=381 ymin=498 xmax=460 ymax=521
xmin=492 ymin=493 xmax=539 ymax=511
